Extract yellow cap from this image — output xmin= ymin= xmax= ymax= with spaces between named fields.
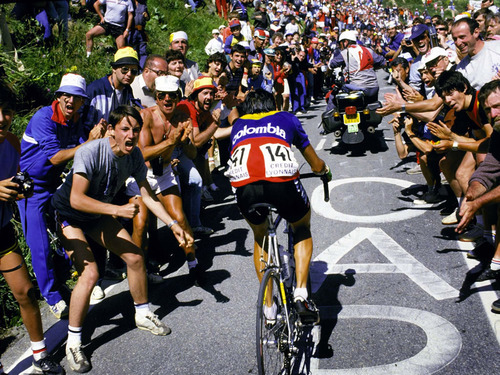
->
xmin=111 ymin=47 xmax=139 ymax=67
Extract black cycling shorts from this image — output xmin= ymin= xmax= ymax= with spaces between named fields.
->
xmin=236 ymin=179 xmax=310 ymax=225
xmin=98 ymin=22 xmax=126 ymax=38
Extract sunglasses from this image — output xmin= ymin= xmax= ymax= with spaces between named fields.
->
xmin=120 ymin=66 xmax=139 ymax=75
xmin=149 ymin=68 xmax=168 ymax=76
xmin=157 ymin=91 xmax=179 ymax=101
xmin=436 ymin=28 xmax=447 ymax=31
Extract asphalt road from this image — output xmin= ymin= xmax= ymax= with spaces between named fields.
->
xmin=2 ymin=71 xmax=500 ymax=374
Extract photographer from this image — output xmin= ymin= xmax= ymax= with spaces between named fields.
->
xmin=0 ymin=81 xmax=64 ymax=375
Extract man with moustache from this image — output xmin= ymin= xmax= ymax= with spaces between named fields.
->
xmin=18 ymin=74 xmax=106 ymax=320
xmin=175 ymin=76 xmax=222 ymax=235
xmin=125 ymin=75 xmax=204 ymax=283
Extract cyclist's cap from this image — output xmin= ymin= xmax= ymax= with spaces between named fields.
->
xmin=56 ymin=73 xmax=88 ymax=99
xmin=311 ymin=37 xmax=319 ymax=43
xmin=339 ymin=30 xmax=357 ymax=42
xmin=155 ymin=75 xmax=180 ymax=93
xmin=191 ymin=76 xmax=216 ymax=96
xmin=422 ymin=47 xmax=447 ymax=67
xmin=251 ymin=59 xmax=263 ymax=66
xmin=111 ymin=47 xmax=139 ymax=67
xmin=263 ymin=48 xmax=275 ymax=56
xmin=169 ymin=31 xmax=188 ymax=43
xmin=254 ymin=29 xmax=266 ymax=39
xmin=229 ymin=19 xmax=241 ymax=29
xmin=409 ymin=24 xmax=429 ymax=40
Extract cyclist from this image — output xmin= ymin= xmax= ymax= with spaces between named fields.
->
xmin=225 ymin=89 xmax=332 ymax=325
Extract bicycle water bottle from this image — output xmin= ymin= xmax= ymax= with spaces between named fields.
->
xmin=279 ymin=245 xmax=291 ymax=281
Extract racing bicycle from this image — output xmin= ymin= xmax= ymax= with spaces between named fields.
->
xmin=255 ymin=174 xmax=329 ymax=375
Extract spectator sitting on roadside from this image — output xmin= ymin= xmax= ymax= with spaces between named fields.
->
xmin=205 ymin=28 xmax=224 ymax=56
xmin=86 ymin=0 xmax=134 ymax=58
xmin=130 ymin=54 xmax=168 ymax=108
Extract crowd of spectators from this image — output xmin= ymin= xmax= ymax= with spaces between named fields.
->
xmin=1 ymin=0 xmax=500 ymax=373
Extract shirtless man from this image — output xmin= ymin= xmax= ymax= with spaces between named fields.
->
xmin=124 ymin=75 xmax=203 ymax=284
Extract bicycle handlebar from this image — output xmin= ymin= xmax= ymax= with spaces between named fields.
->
xmin=299 ymin=172 xmax=330 ymax=202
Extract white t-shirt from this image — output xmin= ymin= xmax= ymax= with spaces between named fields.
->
xmin=456 ymin=40 xmax=500 ymax=91
xmin=100 ymin=0 xmax=134 ymax=27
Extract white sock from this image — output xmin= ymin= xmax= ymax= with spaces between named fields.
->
xmin=188 ymin=259 xmax=198 ymax=269
xmin=134 ymin=302 xmax=150 ymax=317
xmin=293 ymin=287 xmax=308 ymax=301
xmin=263 ymin=303 xmax=277 ymax=320
xmin=491 ymin=258 xmax=500 ymax=271
xmin=86 ymin=51 xmax=91 ymax=58
xmin=67 ymin=326 xmax=82 ymax=347
xmin=31 ymin=339 xmax=47 ymax=361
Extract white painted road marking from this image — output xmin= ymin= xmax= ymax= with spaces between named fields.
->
xmin=316 ymin=137 xmax=327 ymax=151
xmin=309 ymin=305 xmax=462 ymax=375
xmin=311 ymin=177 xmax=428 ymax=223
xmin=310 ymin=227 xmax=458 ymax=300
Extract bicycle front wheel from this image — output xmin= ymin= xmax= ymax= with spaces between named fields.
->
xmin=256 ymin=269 xmax=291 ymax=375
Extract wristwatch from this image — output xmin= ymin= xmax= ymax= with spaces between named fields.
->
xmin=452 ymin=141 xmax=459 ymax=151
xmin=401 ymin=103 xmax=406 ymax=113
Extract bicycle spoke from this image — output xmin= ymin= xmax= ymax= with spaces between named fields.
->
xmin=256 ymin=270 xmax=292 ymax=375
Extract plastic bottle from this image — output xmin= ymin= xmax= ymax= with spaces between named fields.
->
xmin=279 ymin=245 xmax=291 ymax=281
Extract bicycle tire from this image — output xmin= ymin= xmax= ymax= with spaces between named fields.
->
xmin=256 ymin=269 xmax=291 ymax=375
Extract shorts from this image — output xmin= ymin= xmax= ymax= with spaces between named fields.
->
xmin=98 ymin=21 xmax=126 ymax=38
xmin=236 ymin=179 xmax=310 ymax=225
xmin=0 ymin=222 xmax=20 ymax=258
xmin=124 ymin=165 xmax=177 ymax=197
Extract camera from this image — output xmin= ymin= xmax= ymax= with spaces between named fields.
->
xmin=11 ymin=171 xmax=34 ymax=196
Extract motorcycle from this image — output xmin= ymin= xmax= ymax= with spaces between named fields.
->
xmin=320 ymin=70 xmax=383 ymax=145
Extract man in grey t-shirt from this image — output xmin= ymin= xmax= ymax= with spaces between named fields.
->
xmin=51 ymin=105 xmax=193 ymax=373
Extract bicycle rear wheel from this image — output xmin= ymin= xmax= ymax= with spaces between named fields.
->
xmin=256 ymin=269 xmax=291 ymax=375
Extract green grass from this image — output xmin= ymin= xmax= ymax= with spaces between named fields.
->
xmin=0 ymin=0 xmax=470 ymax=331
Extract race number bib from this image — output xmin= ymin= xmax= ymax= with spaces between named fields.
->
xmin=227 ymin=144 xmax=251 ymax=182
xmin=259 ymin=143 xmax=298 ymax=178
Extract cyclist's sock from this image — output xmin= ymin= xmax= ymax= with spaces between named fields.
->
xmin=67 ymin=325 xmax=83 ymax=347
xmin=188 ymin=259 xmax=198 ymax=269
xmin=134 ymin=302 xmax=150 ymax=317
xmin=293 ymin=288 xmax=308 ymax=302
xmin=491 ymin=258 xmax=500 ymax=271
xmin=31 ymin=339 xmax=48 ymax=361
xmin=263 ymin=303 xmax=277 ymax=320
xmin=484 ymin=230 xmax=496 ymax=245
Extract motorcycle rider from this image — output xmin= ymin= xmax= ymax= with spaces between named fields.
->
xmin=327 ymin=30 xmax=385 ymax=110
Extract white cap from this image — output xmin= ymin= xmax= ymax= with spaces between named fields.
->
xmin=386 ymin=20 xmax=397 ymax=29
xmin=155 ymin=75 xmax=180 ymax=92
xmin=56 ymin=73 xmax=88 ymax=98
xmin=339 ymin=30 xmax=357 ymax=42
xmin=169 ymin=31 xmax=188 ymax=43
xmin=212 ymin=29 xmax=220 ymax=34
xmin=422 ymin=47 xmax=448 ymax=67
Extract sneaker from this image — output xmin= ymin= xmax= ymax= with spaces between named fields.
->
xmin=66 ymin=344 xmax=90 ymax=373
xmin=476 ymin=267 xmax=500 ymax=282
xmin=406 ymin=164 xmax=422 ymax=175
xmin=294 ymin=297 xmax=320 ymax=325
xmin=192 ymin=226 xmax=214 ymax=235
xmin=442 ymin=208 xmax=459 ymax=225
xmin=147 ymin=272 xmax=164 ymax=284
xmin=492 ymin=298 xmax=500 ymax=313
xmin=91 ymin=285 xmax=105 ymax=300
xmin=458 ymin=224 xmax=484 ymax=242
xmin=49 ymin=300 xmax=69 ymax=319
xmin=135 ymin=311 xmax=172 ymax=336
xmin=201 ymin=187 xmax=214 ymax=202
xmin=33 ymin=355 xmax=65 ymax=375
xmin=422 ymin=188 xmax=445 ymax=204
